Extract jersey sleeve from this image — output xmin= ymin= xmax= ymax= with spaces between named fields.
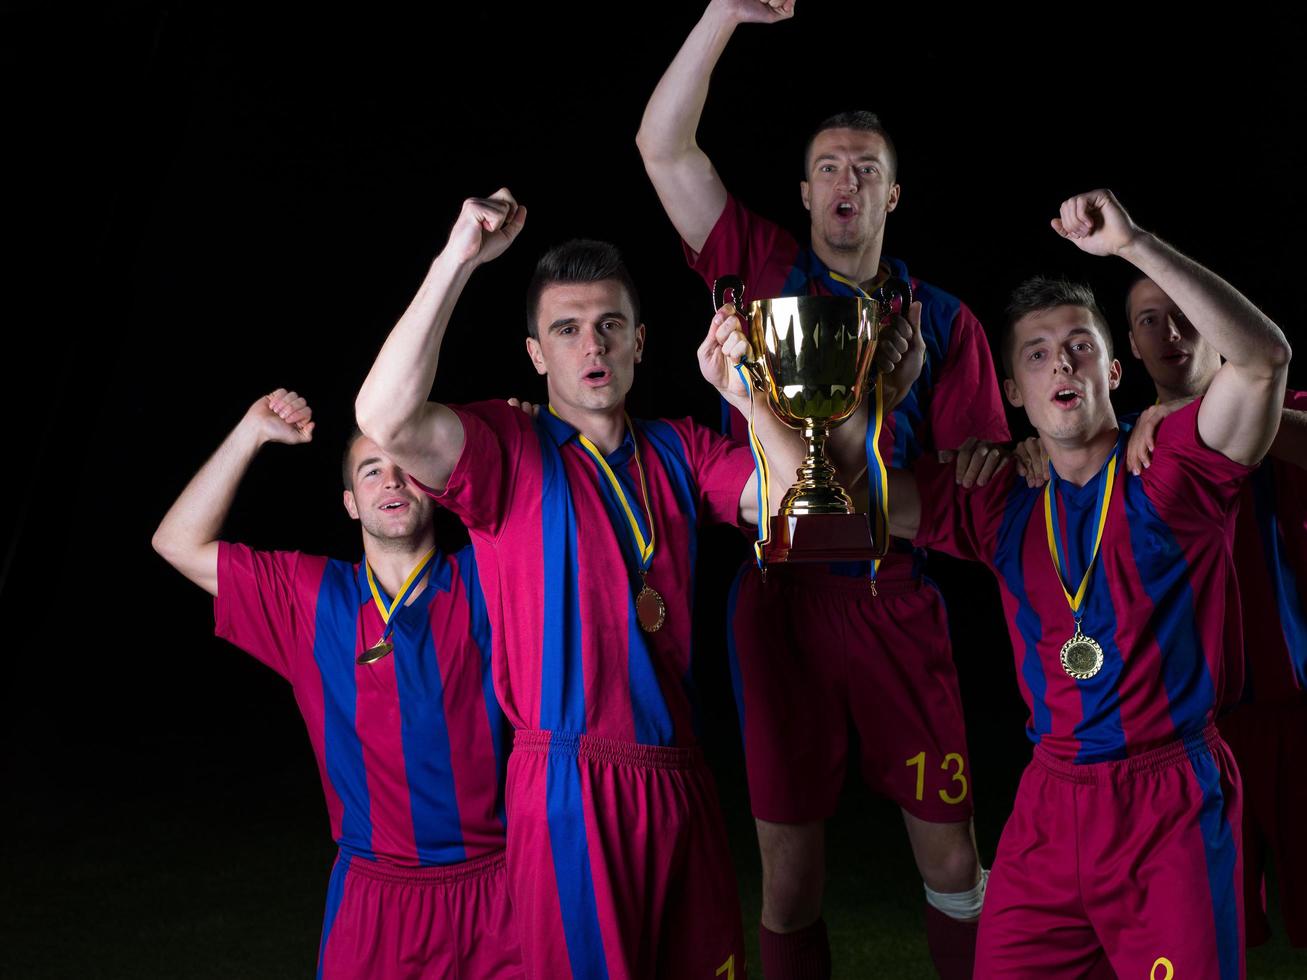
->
xmin=927 ymin=303 xmax=1011 ymax=449
xmin=1141 ymin=397 xmax=1255 ymax=524
xmin=668 ymin=416 xmax=758 ymax=528
xmin=910 ymin=454 xmax=1014 ymax=564
xmin=684 ymin=193 xmax=802 ymax=298
xmin=414 ymin=400 xmax=526 ymax=536
xmin=214 ymin=542 xmax=305 ymax=680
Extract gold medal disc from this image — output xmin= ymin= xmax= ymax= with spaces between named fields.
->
xmin=1060 ymin=632 xmax=1104 ymax=680
xmin=357 ymin=639 xmax=394 ymax=665
xmin=636 ymin=585 xmax=666 ymax=633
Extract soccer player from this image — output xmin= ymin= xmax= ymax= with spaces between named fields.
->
xmin=1121 ymin=275 xmax=1307 ymax=951
xmin=878 ymin=188 xmax=1291 ymax=978
xmin=152 ymin=389 xmax=521 ymax=979
xmin=636 ymin=3 xmax=1008 ymax=975
xmin=352 ymin=189 xmax=808 ymax=979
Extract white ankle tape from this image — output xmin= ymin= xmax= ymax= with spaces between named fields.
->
xmin=924 ymin=867 xmax=988 ymax=920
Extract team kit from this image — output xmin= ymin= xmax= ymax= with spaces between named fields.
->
xmin=151 ymin=3 xmax=1306 ymax=978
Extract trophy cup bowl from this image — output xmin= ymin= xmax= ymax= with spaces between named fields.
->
xmin=714 ymin=275 xmax=912 ymax=563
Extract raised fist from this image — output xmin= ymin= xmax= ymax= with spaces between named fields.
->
xmin=248 ymin=388 xmax=315 ymax=446
xmin=446 ymin=188 xmax=527 ymax=267
xmin=1051 ymin=189 xmax=1144 ymax=258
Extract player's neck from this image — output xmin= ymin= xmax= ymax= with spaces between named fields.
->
xmin=1043 ymin=425 xmax=1121 ymax=487
xmin=552 ymin=400 xmax=627 ymax=456
xmin=363 ymin=529 xmax=438 ymax=600
xmin=1153 ymin=372 xmax=1212 ymax=406
xmin=812 ymin=234 xmax=884 ymax=287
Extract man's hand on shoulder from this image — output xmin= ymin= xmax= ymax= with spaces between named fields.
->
xmin=445 ymin=188 xmax=527 ymax=268
xmin=246 ymin=388 xmax=315 ymax=447
xmin=940 ymin=437 xmax=1013 ymax=489
xmin=1051 ymin=189 xmax=1146 ymax=258
xmin=1126 ymin=396 xmax=1196 ymax=475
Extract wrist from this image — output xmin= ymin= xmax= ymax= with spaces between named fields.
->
xmin=1115 ymin=229 xmax=1158 ymax=263
xmin=431 ymin=244 xmax=482 ymax=281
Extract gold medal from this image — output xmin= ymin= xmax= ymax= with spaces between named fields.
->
xmin=1044 ymin=447 xmax=1120 ymax=685
xmin=356 ymin=639 xmax=394 ymax=665
xmin=1060 ymin=626 xmax=1104 ymax=681
xmin=636 ymin=573 xmax=666 ymax=633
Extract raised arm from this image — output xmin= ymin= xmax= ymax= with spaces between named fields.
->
xmin=152 ymin=390 xmax=314 ymax=596
xmin=636 ymin=0 xmax=793 ymax=253
xmin=1053 ymin=188 xmax=1291 ymax=466
xmin=354 ymin=189 xmax=526 ymax=491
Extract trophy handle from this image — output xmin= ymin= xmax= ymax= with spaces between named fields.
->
xmin=869 ymin=276 xmax=914 ymax=324
xmin=712 ymin=275 xmax=767 ymax=391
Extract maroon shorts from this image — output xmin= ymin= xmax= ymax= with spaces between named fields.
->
xmin=317 ymin=850 xmax=522 ymax=979
xmin=1219 ymin=697 xmax=1307 ymax=947
xmin=727 ymin=561 xmax=974 ymax=824
xmin=505 ymin=730 xmax=746 ymax=980
xmin=977 ymin=727 xmax=1244 ymax=979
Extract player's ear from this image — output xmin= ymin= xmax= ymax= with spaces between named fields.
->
xmin=634 ymin=323 xmax=646 ymax=364
xmin=1003 ymin=378 xmax=1024 ymax=408
xmin=886 ymin=182 xmax=901 ymax=213
xmin=343 ymin=489 xmax=360 ymax=520
xmin=526 ymin=336 xmax=548 ymax=376
xmin=800 ymin=179 xmax=811 ymax=212
xmin=1107 ymin=358 xmax=1123 ymax=390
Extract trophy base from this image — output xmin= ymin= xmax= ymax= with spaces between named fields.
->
xmin=765 ymin=512 xmax=883 ymax=563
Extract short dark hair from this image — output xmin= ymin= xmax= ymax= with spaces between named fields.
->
xmin=524 ymin=239 xmax=641 ymax=339
xmin=802 ymin=110 xmax=898 ymax=181
xmin=1123 ymin=271 xmax=1155 ymax=327
xmin=1001 ymin=276 xmax=1114 ymax=377
xmin=341 ymin=425 xmax=366 ymax=490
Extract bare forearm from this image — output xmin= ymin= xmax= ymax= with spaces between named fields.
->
xmin=152 ymin=417 xmax=264 ymax=594
xmin=736 ymin=397 xmax=805 ymax=518
xmin=635 ymin=5 xmax=735 ymax=251
xmin=1119 ymin=233 xmax=1290 ymax=375
xmin=886 ymin=467 xmax=921 ymax=540
xmin=355 ymin=249 xmax=476 ymax=449
xmin=637 ymin=6 xmax=735 ymax=160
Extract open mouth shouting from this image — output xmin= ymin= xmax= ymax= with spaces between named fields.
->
xmin=581 ymin=364 xmax=613 ymax=388
xmin=1052 ymin=386 xmax=1084 ymax=410
xmin=833 ymin=199 xmax=859 ymax=221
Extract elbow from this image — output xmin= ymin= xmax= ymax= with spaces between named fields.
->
xmin=151 ymin=525 xmax=179 ymax=566
xmin=1269 ymin=333 xmax=1293 ymax=371
xmin=354 ymin=397 xmax=400 ymax=452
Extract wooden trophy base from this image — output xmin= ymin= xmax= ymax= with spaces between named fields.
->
xmin=765 ymin=512 xmax=880 ymax=563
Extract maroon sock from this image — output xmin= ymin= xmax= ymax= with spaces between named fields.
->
xmin=923 ymin=902 xmax=978 ymax=980
xmin=759 ymin=918 xmax=831 ymax=980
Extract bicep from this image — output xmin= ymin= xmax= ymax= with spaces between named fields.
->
xmin=380 ymin=402 xmax=467 ymax=493
xmin=1197 ymin=365 xmax=1287 ymax=466
xmin=167 ymin=540 xmax=221 ymax=597
xmin=643 ymin=150 xmax=729 ymax=256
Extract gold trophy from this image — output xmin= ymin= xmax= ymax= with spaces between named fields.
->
xmin=714 ymin=275 xmax=912 ymax=563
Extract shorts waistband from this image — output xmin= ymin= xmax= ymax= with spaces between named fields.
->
xmin=514 ymin=729 xmax=703 ymax=770
xmin=1033 ymin=725 xmax=1222 ymax=784
xmin=339 ymin=848 xmax=506 ymax=885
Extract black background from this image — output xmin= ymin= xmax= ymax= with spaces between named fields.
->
xmin=4 ymin=2 xmax=1305 ymax=975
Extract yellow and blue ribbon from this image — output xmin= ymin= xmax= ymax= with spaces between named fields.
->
xmin=735 ymin=362 xmax=772 ymax=569
xmin=366 ymin=546 xmax=439 ymax=644
xmin=550 ymin=406 xmax=656 ymax=573
xmin=1044 ymin=447 xmax=1119 ymax=624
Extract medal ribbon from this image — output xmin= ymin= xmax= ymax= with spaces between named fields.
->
xmin=366 ymin=546 xmax=439 ymax=644
xmin=829 ymin=269 xmax=890 ymax=582
xmin=1044 ymin=448 xmax=1119 ymax=623
xmin=549 ymin=406 xmax=655 ymax=573
xmin=735 ymin=361 xmax=773 ymax=569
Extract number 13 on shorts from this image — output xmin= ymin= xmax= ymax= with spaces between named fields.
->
xmin=905 ymin=750 xmax=969 ymax=804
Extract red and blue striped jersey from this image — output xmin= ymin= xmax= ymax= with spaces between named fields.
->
xmin=687 ymin=193 xmax=1009 ymax=583
xmin=914 ymin=399 xmax=1252 ymax=763
xmin=214 ymin=542 xmax=508 ymax=865
xmin=419 ymin=400 xmax=756 ymax=746
xmin=1231 ymin=389 xmax=1307 ymax=704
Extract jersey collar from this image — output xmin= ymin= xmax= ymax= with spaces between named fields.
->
xmin=353 ymin=548 xmax=452 ymax=606
xmin=538 ymin=409 xmax=637 ymax=465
